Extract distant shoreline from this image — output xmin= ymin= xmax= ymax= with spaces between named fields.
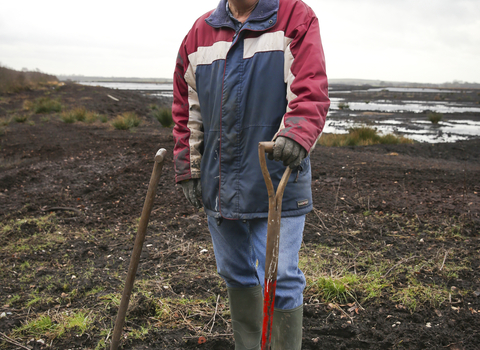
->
xmin=57 ymin=75 xmax=480 ymax=89
xmin=57 ymin=75 xmax=173 ymax=84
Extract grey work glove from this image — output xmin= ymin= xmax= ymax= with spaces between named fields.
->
xmin=268 ymin=136 xmax=307 ymax=169
xmin=180 ymin=179 xmax=203 ymax=209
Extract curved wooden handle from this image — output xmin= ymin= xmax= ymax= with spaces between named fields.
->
xmin=259 ymin=141 xmax=275 ymax=154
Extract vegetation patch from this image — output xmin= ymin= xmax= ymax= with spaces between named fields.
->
xmin=319 ymin=126 xmax=414 ymax=147
xmin=151 ymin=107 xmax=174 ymax=127
xmin=427 ymin=111 xmax=443 ymax=124
xmin=338 ymin=102 xmax=350 ymax=110
xmin=13 ymin=310 xmax=95 ymax=340
xmin=26 ymin=96 xmax=63 ymax=114
xmin=59 ymin=107 xmax=100 ymax=124
xmin=301 ymin=212 xmax=469 ymax=312
xmin=0 ymin=214 xmax=60 ymax=254
xmin=111 ymin=112 xmax=141 ymax=130
xmin=0 ymin=65 xmax=58 ymax=93
xmin=12 ymin=114 xmax=29 ymax=123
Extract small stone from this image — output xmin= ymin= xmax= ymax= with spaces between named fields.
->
xmin=426 ymin=322 xmax=432 ymax=328
xmin=71 ymin=275 xmax=76 ymax=279
xmin=0 ymin=312 xmax=6 ymax=319
xmin=473 ymin=290 xmax=480 ymax=298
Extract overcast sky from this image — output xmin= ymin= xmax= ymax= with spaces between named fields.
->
xmin=1 ymin=0 xmax=479 ymax=84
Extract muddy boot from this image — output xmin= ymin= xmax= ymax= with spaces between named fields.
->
xmin=271 ymin=305 xmax=303 ymax=350
xmin=228 ymin=285 xmax=263 ymax=350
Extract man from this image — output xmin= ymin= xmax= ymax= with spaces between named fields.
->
xmin=172 ymin=0 xmax=329 ymax=348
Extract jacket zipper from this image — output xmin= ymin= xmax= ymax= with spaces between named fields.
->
xmin=217 ymin=20 xmax=276 ymax=219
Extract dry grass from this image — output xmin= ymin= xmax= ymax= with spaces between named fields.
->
xmin=111 ymin=112 xmax=141 ymax=130
xmin=0 ymin=65 xmax=58 ymax=93
xmin=60 ymin=107 xmax=101 ymax=124
xmin=319 ymin=126 xmax=414 ymax=147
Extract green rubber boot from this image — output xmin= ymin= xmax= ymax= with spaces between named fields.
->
xmin=271 ymin=305 xmax=303 ymax=350
xmin=228 ymin=285 xmax=263 ymax=350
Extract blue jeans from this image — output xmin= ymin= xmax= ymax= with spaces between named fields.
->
xmin=207 ymin=215 xmax=306 ymax=310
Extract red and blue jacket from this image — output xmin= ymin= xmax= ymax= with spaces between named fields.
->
xmin=172 ymin=0 xmax=330 ymax=220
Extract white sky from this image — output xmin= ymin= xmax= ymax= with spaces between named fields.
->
xmin=1 ymin=0 xmax=479 ymax=84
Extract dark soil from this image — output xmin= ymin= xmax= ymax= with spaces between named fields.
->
xmin=0 ymin=83 xmax=479 ymax=349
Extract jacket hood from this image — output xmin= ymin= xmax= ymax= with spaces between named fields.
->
xmin=206 ymin=0 xmax=279 ymax=28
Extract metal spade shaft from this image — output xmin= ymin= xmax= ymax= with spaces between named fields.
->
xmin=258 ymin=142 xmax=292 ymax=350
xmin=110 ymin=148 xmax=167 ymax=350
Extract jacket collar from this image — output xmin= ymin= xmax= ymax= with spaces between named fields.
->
xmin=206 ymin=0 xmax=279 ymax=30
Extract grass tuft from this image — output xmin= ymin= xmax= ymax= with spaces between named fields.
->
xmin=319 ymin=126 xmax=414 ymax=147
xmin=13 ymin=114 xmax=29 ymax=123
xmin=59 ymin=108 xmax=101 ymax=124
xmin=111 ymin=112 xmax=141 ymax=130
xmin=316 ymin=275 xmax=358 ymax=303
xmin=151 ymin=107 xmax=174 ymax=127
xmin=71 ymin=106 xmax=87 ymax=122
xmin=427 ymin=112 xmax=443 ymax=124
xmin=32 ymin=97 xmax=62 ymax=114
xmin=338 ymin=102 xmax=350 ymax=110
xmin=13 ymin=310 xmax=95 ymax=339
xmin=60 ymin=111 xmax=76 ymax=124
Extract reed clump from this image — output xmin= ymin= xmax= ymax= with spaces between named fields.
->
xmin=319 ymin=126 xmax=414 ymax=147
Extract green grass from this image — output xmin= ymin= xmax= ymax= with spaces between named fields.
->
xmin=26 ymin=293 xmax=42 ymax=307
xmin=0 ymin=117 xmax=11 ymax=126
xmin=60 ymin=111 xmax=76 ymax=123
xmin=128 ymin=325 xmax=151 ymax=340
xmin=13 ymin=310 xmax=94 ymax=339
xmin=0 ymin=214 xmax=61 ymax=254
xmin=315 ymin=274 xmax=359 ymax=303
xmin=338 ymin=102 xmax=350 ymax=110
xmin=31 ymin=97 xmax=62 ymax=114
xmin=14 ymin=315 xmax=55 ymax=337
xmin=6 ymin=294 xmax=21 ymax=306
xmin=319 ymin=126 xmax=414 ymax=147
xmin=151 ymin=107 xmax=174 ymax=127
xmin=60 ymin=107 xmax=100 ymax=124
xmin=111 ymin=112 xmax=141 ymax=130
xmin=427 ymin=112 xmax=443 ymax=124
xmin=13 ymin=114 xmax=29 ymax=123
xmin=299 ymin=213 xmax=468 ymax=311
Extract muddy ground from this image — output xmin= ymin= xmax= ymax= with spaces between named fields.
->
xmin=0 ymin=83 xmax=479 ymax=349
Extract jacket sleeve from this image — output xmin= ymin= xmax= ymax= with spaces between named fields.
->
xmin=172 ymin=35 xmax=203 ymax=183
xmin=274 ymin=10 xmax=330 ymax=153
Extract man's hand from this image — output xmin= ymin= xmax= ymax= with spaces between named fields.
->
xmin=180 ymin=179 xmax=203 ymax=209
xmin=268 ymin=136 xmax=306 ymax=169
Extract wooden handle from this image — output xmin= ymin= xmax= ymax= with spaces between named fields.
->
xmin=259 ymin=141 xmax=275 ymax=154
xmin=110 ymin=148 xmax=167 ymax=350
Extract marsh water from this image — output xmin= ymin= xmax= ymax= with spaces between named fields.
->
xmin=78 ymin=82 xmax=480 ymax=143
